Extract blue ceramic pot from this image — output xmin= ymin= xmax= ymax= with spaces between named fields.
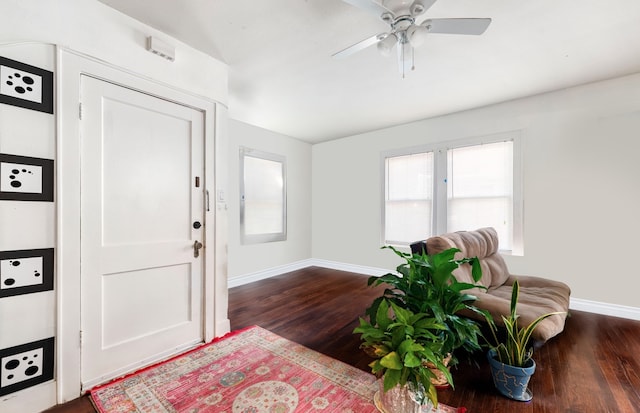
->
xmin=487 ymin=349 xmax=536 ymax=401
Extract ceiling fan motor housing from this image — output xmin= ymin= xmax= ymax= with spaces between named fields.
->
xmin=380 ymin=0 xmax=427 ymax=17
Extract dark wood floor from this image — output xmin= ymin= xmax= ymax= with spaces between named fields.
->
xmin=46 ymin=266 xmax=640 ymax=412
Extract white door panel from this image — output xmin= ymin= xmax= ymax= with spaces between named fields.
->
xmin=101 ymin=97 xmax=193 ymax=245
xmin=80 ymin=75 xmax=205 ymax=388
xmin=101 ymin=264 xmax=193 ymax=348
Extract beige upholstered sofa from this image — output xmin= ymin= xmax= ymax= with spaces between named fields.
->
xmin=411 ymin=227 xmax=571 ymax=343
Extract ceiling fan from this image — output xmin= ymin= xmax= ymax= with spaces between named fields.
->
xmin=333 ymin=0 xmax=491 ymax=77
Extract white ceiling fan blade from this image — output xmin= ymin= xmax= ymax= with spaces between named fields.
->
xmin=422 ymin=18 xmax=492 ymax=35
xmin=340 ymin=0 xmax=393 ymax=18
xmin=332 ymin=33 xmax=386 ymax=59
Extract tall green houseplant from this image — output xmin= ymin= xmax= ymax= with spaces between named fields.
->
xmin=367 ymin=246 xmax=486 ymax=371
xmin=353 ymin=298 xmax=450 ymax=407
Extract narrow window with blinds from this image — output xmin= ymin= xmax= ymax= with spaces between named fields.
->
xmin=240 ymin=147 xmax=287 ymax=244
xmin=447 ymin=141 xmax=514 ymax=250
xmin=384 ymin=152 xmax=434 ymax=245
xmin=382 ymin=134 xmax=522 ymax=253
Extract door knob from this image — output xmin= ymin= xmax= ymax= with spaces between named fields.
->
xmin=193 ymin=240 xmax=203 ymax=258
xmin=193 ymin=221 xmax=202 ymax=229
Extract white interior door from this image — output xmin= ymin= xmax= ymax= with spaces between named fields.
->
xmin=80 ymin=75 xmax=205 ymax=389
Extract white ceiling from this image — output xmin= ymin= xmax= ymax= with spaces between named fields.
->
xmin=97 ymin=0 xmax=640 ymax=143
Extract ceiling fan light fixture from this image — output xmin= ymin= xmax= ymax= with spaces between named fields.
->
xmin=377 ymin=33 xmax=397 ymax=57
xmin=408 ymin=25 xmax=428 ymax=47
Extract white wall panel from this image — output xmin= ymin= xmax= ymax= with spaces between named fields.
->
xmin=227 ymin=120 xmax=312 ymax=279
xmin=312 ymin=72 xmax=640 ymax=309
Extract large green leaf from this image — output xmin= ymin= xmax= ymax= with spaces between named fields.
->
xmin=380 ymin=351 xmax=403 ymax=370
xmin=398 ymin=338 xmax=423 ymax=356
xmin=383 ymin=368 xmax=402 ymax=392
xmin=404 ymin=351 xmax=422 ymax=368
xmin=510 ymin=280 xmax=520 ymax=318
xmin=375 ymin=299 xmax=391 ymax=331
xmin=390 ymin=325 xmax=406 ymax=348
xmin=390 ymin=301 xmax=411 ymax=324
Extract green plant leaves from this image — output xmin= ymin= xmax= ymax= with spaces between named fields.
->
xmin=356 ymin=246 xmax=493 ymax=406
xmin=353 ymin=296 xmax=451 ymax=405
xmin=470 ymin=257 xmax=482 ymax=283
xmin=367 ymin=246 xmax=486 ymax=363
xmin=404 ymin=351 xmax=422 ymax=368
xmin=380 ymin=351 xmax=403 ymax=370
xmin=485 ymin=279 xmax=566 ymax=366
xmin=383 ymin=369 xmax=402 ymax=392
xmin=375 ymin=299 xmax=392 ymax=331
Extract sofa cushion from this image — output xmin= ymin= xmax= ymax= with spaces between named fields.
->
xmin=426 ymin=227 xmax=510 ymax=289
xmin=465 ymin=275 xmax=571 ymax=342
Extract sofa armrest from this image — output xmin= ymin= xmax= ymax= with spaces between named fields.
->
xmin=410 ymin=240 xmax=427 ymax=255
xmin=503 ymin=274 xmax=572 ymax=295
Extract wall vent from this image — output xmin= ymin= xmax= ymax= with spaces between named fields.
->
xmin=146 ymin=36 xmax=175 ymax=62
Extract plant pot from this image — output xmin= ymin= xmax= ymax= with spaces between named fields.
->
xmin=487 ymin=349 xmax=535 ymax=401
xmin=424 ymin=353 xmax=452 ymax=389
xmin=374 ymin=380 xmax=430 ymax=413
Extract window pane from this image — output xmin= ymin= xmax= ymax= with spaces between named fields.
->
xmin=447 ymin=141 xmax=513 ymax=249
xmin=241 ymin=148 xmax=286 ymax=244
xmin=384 ymin=152 xmax=433 ymax=244
xmin=387 ymin=153 xmax=433 ymax=200
xmin=447 ymin=197 xmax=512 ymax=248
xmin=244 ymin=156 xmax=284 ymax=234
xmin=385 ymin=200 xmax=432 ymax=244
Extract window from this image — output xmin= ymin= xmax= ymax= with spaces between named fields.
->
xmin=382 ymin=133 xmax=522 ymax=253
xmin=447 ymin=141 xmax=514 ymax=249
xmin=384 ymin=152 xmax=434 ymax=245
xmin=240 ymin=147 xmax=286 ymax=244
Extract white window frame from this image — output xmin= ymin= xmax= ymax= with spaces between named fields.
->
xmin=381 ymin=131 xmax=523 ymax=255
xmin=240 ymin=147 xmax=287 ymax=244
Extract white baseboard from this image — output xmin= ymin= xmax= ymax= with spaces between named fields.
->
xmin=570 ymin=297 xmax=640 ymax=321
xmin=228 ymin=260 xmax=640 ymax=322
xmin=306 ymin=259 xmax=389 ymax=277
xmin=228 ymin=259 xmax=387 ymax=288
xmin=228 ymin=259 xmax=317 ymax=288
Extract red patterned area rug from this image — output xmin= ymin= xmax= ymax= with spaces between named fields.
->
xmin=90 ymin=325 xmax=465 ymax=413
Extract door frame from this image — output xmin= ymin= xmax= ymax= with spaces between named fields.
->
xmin=56 ymin=48 xmax=230 ymax=402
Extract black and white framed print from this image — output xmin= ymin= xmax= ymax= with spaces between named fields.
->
xmin=0 ymin=248 xmax=54 ymax=298
xmin=0 ymin=56 xmax=54 ymax=114
xmin=0 ymin=337 xmax=55 ymax=396
xmin=0 ymin=153 xmax=54 ymax=201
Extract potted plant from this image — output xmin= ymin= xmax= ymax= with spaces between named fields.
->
xmin=484 ymin=279 xmax=565 ymax=401
xmin=366 ymin=246 xmax=486 ymax=387
xmin=353 ymin=298 xmax=451 ymax=411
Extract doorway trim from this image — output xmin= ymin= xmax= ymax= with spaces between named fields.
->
xmin=56 ymin=48 xmax=230 ymax=402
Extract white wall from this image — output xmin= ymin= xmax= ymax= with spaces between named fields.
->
xmin=227 ymin=120 xmax=312 ymax=281
xmin=0 ymin=43 xmax=57 ymax=413
xmin=0 ymin=1 xmax=228 ymax=411
xmin=312 ymin=72 xmax=640 ymax=310
xmin=0 ymin=0 xmax=227 ymax=104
